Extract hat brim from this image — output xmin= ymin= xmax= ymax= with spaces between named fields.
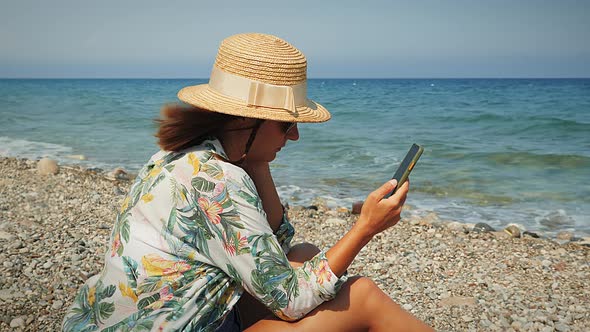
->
xmin=177 ymin=84 xmax=331 ymax=123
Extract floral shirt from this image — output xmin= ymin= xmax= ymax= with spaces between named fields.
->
xmin=62 ymin=138 xmax=346 ymax=331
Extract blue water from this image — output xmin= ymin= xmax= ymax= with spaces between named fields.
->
xmin=1 ymin=78 xmax=589 ymax=236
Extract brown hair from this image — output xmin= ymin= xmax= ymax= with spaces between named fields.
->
xmin=154 ymin=104 xmax=237 ymax=152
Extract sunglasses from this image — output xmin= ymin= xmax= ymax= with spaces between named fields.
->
xmin=282 ymin=122 xmax=297 ymax=134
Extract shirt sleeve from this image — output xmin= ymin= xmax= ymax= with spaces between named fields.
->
xmin=194 ymin=163 xmax=347 ymax=321
xmin=274 ymin=206 xmax=295 ymax=254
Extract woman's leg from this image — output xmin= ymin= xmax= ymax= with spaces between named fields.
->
xmin=246 ymin=276 xmax=433 ymax=332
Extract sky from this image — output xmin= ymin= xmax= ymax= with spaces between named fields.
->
xmin=1 ymin=0 xmax=589 ymax=78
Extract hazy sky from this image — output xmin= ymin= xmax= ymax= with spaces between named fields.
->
xmin=1 ymin=0 xmax=589 ymax=78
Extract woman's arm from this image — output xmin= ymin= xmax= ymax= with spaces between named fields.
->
xmin=243 ymin=160 xmax=409 ymax=278
xmin=241 ymin=162 xmax=283 ymax=232
xmin=241 ymin=165 xmax=408 ymax=278
xmin=326 ymin=179 xmax=408 ymax=277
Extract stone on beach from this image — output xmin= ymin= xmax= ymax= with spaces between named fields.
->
xmin=66 ymin=154 xmax=86 ymax=161
xmin=504 ymin=225 xmax=522 ymax=238
xmin=439 ymin=296 xmax=476 ymax=307
xmin=10 ymin=317 xmax=25 ymax=328
xmin=473 ymin=222 xmax=495 ymax=233
xmin=524 ymin=230 xmax=541 ymax=238
xmin=108 ymin=167 xmax=131 ymax=181
xmin=37 ymin=158 xmax=59 ymax=175
xmin=579 ymin=237 xmax=590 ymax=247
xmin=557 ymin=231 xmax=574 ymax=241
xmin=325 ymin=218 xmax=347 ymax=226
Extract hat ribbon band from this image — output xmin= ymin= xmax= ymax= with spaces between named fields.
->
xmin=208 ymin=66 xmax=307 ymax=112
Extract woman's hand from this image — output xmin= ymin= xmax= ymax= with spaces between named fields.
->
xmin=354 ymin=179 xmax=409 ymax=239
xmin=326 ymin=179 xmax=409 ymax=276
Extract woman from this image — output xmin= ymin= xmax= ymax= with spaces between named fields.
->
xmin=63 ymin=33 xmax=433 ymax=331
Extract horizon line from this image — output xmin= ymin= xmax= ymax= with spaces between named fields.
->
xmin=1 ymin=76 xmax=589 ymax=80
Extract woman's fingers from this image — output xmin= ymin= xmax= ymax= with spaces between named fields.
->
xmin=367 ymin=179 xmax=397 ymax=204
xmin=359 ymin=179 xmax=410 ymax=235
xmin=386 ymin=180 xmax=409 ymax=205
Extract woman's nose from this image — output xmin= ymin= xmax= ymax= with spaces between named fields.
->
xmin=287 ymin=124 xmax=299 ymax=141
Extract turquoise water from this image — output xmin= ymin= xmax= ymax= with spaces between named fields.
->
xmin=1 ymin=78 xmax=589 ymax=235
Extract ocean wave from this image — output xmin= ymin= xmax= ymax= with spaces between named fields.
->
xmin=519 ymin=117 xmax=590 ymax=134
xmin=414 ymin=183 xmax=515 ymax=205
xmin=481 ymin=151 xmax=590 ymax=168
xmin=536 ymin=209 xmax=576 ymax=230
xmin=0 ymin=136 xmax=118 ymax=171
xmin=0 ymin=136 xmax=73 ymax=160
xmin=432 ymin=112 xmax=514 ymax=124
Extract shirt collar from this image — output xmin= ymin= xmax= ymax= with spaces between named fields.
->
xmin=201 ymin=136 xmax=229 ymax=161
xmin=149 ymin=136 xmax=229 ymax=166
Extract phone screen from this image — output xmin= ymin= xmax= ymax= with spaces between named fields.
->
xmin=387 ymin=143 xmax=424 ymax=197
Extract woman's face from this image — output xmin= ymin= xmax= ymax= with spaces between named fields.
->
xmin=247 ymin=120 xmax=299 ymax=162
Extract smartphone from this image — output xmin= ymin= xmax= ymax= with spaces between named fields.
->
xmin=387 ymin=143 xmax=424 ymax=197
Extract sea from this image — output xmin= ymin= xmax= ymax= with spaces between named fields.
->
xmin=1 ymin=78 xmax=589 ymax=236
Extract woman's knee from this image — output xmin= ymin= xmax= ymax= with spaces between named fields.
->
xmin=347 ymin=276 xmax=380 ymax=293
xmin=346 ymin=276 xmax=399 ymax=309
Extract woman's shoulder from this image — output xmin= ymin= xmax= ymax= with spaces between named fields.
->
xmin=144 ymin=138 xmax=249 ymax=187
xmin=146 ymin=138 xmax=224 ymax=168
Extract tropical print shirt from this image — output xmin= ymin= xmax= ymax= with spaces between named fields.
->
xmin=62 ymin=138 xmax=346 ymax=331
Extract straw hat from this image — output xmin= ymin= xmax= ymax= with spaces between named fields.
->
xmin=178 ymin=33 xmax=331 ymax=123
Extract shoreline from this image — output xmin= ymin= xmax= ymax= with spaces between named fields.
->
xmin=2 ymin=134 xmax=588 ymax=239
xmin=0 ymin=156 xmax=589 ymax=330
xmin=3 ymin=155 xmax=588 ymax=241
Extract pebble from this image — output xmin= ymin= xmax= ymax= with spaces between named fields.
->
xmin=10 ymin=317 xmax=25 ymax=328
xmin=439 ymin=296 xmax=476 ymax=307
xmin=37 ymin=158 xmax=59 ymax=175
xmin=67 ymin=154 xmax=87 ymax=161
xmin=10 ymin=240 xmax=25 ymax=249
xmin=556 ymin=231 xmax=574 ymax=241
xmin=504 ymin=225 xmax=521 ymax=238
xmin=336 ymin=207 xmax=349 ymax=214
xmin=325 ymin=218 xmax=347 ymax=226
xmin=473 ymin=222 xmax=495 ymax=233
xmin=445 ymin=221 xmax=465 ymax=233
xmin=110 ymin=167 xmax=130 ymax=181
xmin=0 ymin=230 xmax=14 ymax=240
xmin=523 ymin=230 xmax=541 ymax=238
xmin=113 ymin=186 xmax=126 ymax=196
xmin=51 ymin=300 xmax=64 ymax=310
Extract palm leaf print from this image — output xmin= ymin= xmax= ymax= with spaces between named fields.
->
xmin=192 ymin=176 xmax=216 ymax=192
xmin=248 ymin=234 xmax=300 ymax=305
xmin=202 ymin=162 xmax=224 ymax=180
xmin=121 ymin=256 xmax=140 ymax=290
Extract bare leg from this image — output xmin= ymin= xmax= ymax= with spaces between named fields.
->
xmin=245 ymin=276 xmax=432 ymax=332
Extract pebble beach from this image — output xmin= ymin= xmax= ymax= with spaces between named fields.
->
xmin=0 ymin=156 xmax=589 ymax=331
